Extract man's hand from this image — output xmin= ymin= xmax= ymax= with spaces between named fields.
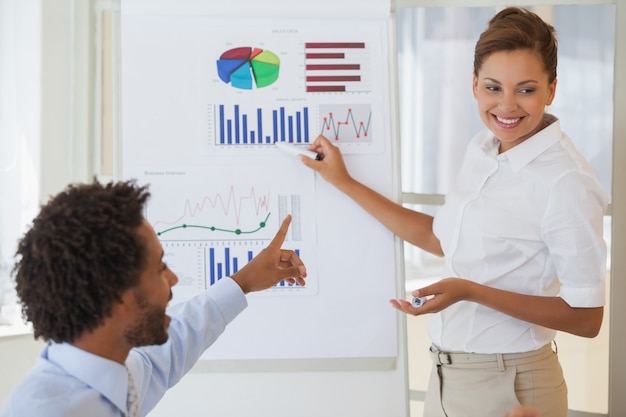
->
xmin=231 ymin=215 xmax=307 ymax=294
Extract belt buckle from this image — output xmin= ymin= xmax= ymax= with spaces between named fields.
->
xmin=431 ymin=346 xmax=452 ymax=365
xmin=437 ymin=351 xmax=451 ymax=365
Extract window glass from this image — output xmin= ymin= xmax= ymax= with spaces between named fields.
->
xmin=396 ymin=5 xmax=615 ymax=196
xmin=0 ymin=0 xmax=40 ymax=326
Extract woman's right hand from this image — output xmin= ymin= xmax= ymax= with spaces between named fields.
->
xmin=300 ymin=135 xmax=353 ymax=190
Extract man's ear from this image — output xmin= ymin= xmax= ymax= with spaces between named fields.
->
xmin=112 ymin=289 xmax=134 ymax=317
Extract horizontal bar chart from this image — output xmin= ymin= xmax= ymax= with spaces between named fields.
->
xmin=305 ymin=41 xmax=369 ymax=93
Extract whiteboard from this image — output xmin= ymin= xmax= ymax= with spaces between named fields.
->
xmin=120 ymin=4 xmax=408 ymax=416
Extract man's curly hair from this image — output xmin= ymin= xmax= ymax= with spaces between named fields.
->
xmin=13 ymin=179 xmax=151 ymax=343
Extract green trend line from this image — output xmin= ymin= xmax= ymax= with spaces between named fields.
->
xmin=157 ymin=212 xmax=271 ymax=236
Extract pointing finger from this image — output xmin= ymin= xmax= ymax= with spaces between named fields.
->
xmin=267 ymin=215 xmax=291 ymax=250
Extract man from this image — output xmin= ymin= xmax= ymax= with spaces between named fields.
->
xmin=0 ymin=179 xmax=307 ymax=417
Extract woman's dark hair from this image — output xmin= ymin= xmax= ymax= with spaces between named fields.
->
xmin=13 ymin=179 xmax=151 ymax=343
xmin=474 ymin=7 xmax=558 ymax=83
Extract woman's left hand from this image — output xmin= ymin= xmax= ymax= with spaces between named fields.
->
xmin=389 ymin=278 xmax=474 ymax=316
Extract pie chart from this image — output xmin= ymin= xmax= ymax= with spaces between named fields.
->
xmin=216 ymin=46 xmax=280 ymax=90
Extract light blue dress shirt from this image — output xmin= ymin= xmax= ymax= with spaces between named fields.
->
xmin=0 ymin=277 xmax=247 ymax=417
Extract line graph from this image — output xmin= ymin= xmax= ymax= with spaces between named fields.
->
xmin=136 ymin=169 xmax=318 ymax=302
xmin=319 ymin=103 xmax=372 ymax=143
xmin=149 ymin=185 xmax=272 ymax=238
xmin=157 ymin=212 xmax=271 ymax=237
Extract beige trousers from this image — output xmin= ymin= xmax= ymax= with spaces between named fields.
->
xmin=423 ymin=344 xmax=568 ymax=417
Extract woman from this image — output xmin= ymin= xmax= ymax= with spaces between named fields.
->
xmin=300 ymin=7 xmax=607 ymax=417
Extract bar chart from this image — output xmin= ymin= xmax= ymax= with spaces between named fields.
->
xmin=209 ymin=103 xmax=312 ymax=146
xmin=206 ymin=245 xmax=303 ymax=287
xmin=305 ymin=41 xmax=370 ymax=93
xmin=165 ymin=240 xmax=310 ymax=303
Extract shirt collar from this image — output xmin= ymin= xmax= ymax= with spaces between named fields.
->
xmin=44 ymin=342 xmax=129 ymax=413
xmin=482 ymin=115 xmax=562 ymax=173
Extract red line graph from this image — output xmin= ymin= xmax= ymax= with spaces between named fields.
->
xmin=320 ymin=107 xmax=371 ymax=141
xmin=151 ymin=185 xmax=271 ymax=230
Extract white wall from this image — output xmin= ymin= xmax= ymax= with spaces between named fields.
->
xmin=0 ymin=0 xmax=91 ymax=404
xmin=39 ymin=0 xmax=93 ymax=200
xmin=0 ymin=335 xmax=45 ymax=404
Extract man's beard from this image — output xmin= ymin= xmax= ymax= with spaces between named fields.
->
xmin=124 ymin=291 xmax=170 ymax=347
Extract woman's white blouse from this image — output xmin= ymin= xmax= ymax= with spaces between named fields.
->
xmin=431 ymin=118 xmax=608 ymax=354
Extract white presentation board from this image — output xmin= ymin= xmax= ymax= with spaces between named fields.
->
xmin=120 ymin=1 xmax=409 ymax=415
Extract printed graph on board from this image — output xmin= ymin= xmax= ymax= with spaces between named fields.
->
xmin=304 ymin=42 xmax=371 ymax=93
xmin=207 ymin=103 xmax=313 ymax=147
xmin=319 ymin=104 xmax=372 ymax=143
xmin=144 ymin=184 xmax=315 ymax=302
xmin=150 ymin=185 xmax=275 ymax=240
xmin=216 ymin=46 xmax=280 ymax=90
xmin=207 ymin=103 xmax=373 ymax=147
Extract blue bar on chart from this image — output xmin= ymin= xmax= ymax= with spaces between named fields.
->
xmin=207 ymin=246 xmax=255 ymax=286
xmin=218 ymin=104 xmax=310 ymax=145
xmin=207 ymin=246 xmax=302 ymax=287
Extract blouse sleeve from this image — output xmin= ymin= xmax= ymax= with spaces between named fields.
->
xmin=542 ymin=170 xmax=608 ymax=307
